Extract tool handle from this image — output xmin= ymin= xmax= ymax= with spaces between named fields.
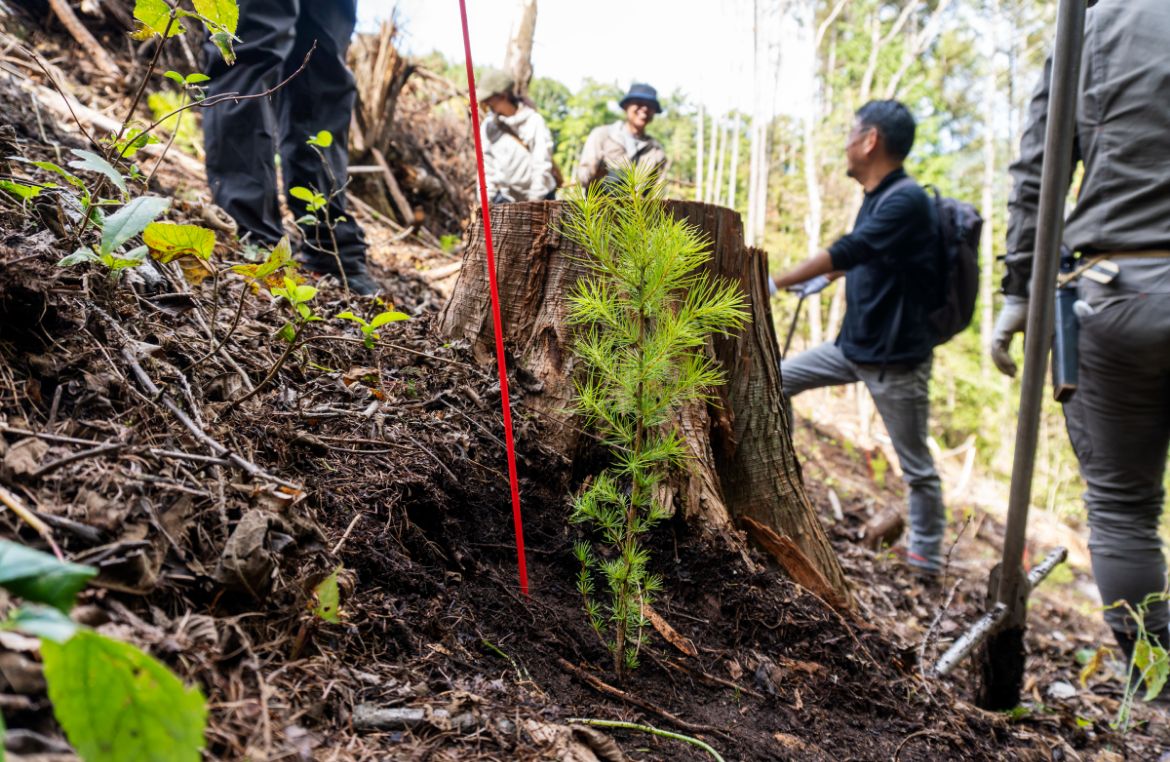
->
xmin=783 ymin=294 xmax=807 ymax=358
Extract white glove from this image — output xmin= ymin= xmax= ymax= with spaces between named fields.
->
xmin=787 ymin=274 xmax=831 ymax=298
xmin=991 ymin=295 xmax=1029 ymax=377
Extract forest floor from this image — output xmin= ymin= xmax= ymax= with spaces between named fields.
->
xmin=0 ymin=18 xmax=1168 ymax=762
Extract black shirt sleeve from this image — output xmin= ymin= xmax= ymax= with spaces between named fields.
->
xmin=828 ymin=189 xmax=927 ymax=271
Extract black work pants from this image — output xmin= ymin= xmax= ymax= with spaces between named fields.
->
xmin=1064 ymin=279 xmax=1170 ymax=635
xmin=203 ymin=0 xmax=366 ymax=266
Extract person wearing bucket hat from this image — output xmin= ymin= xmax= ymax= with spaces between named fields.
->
xmin=575 ymin=82 xmax=669 ymax=190
xmin=476 ymin=69 xmax=558 ymax=203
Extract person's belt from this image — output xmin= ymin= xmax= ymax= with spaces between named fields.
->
xmin=1057 ymin=249 xmax=1170 ymax=287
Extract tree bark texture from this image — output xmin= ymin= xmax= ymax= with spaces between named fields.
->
xmin=441 ymin=200 xmax=849 ymax=599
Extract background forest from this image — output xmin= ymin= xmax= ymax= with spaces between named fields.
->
xmin=422 ymin=0 xmax=1095 ymax=527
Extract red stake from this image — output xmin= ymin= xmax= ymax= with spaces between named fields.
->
xmin=457 ymin=0 xmax=529 ymax=596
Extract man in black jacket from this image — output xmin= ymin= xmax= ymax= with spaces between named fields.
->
xmin=203 ymin=0 xmax=378 ymax=295
xmin=772 ymin=100 xmax=945 ymax=575
xmin=992 ymin=0 xmax=1170 ymax=660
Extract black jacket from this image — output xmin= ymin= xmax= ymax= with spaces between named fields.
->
xmin=828 ymin=169 xmax=940 ymax=366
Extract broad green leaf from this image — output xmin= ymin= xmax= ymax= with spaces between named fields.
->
xmin=185 ymin=73 xmax=210 ymax=84
xmin=58 ymin=248 xmax=99 ymax=267
xmin=13 ymin=158 xmax=86 ymax=194
xmin=312 ymin=567 xmax=342 ymax=623
xmin=42 ymin=631 xmax=207 ymax=762
xmin=68 ymin=149 xmax=127 ymax=195
xmin=334 ymin=311 xmax=365 ymax=326
xmin=293 ymin=285 xmax=317 ymax=303
xmin=192 ymin=0 xmax=239 ymax=34
xmin=7 ymin=604 xmax=79 ymax=643
xmin=288 ymin=186 xmax=316 ymax=204
xmin=99 ymin=196 xmax=170 ymax=257
xmin=133 ymin=0 xmax=184 ymax=38
xmin=1135 ymin=639 xmax=1170 ymax=701
xmin=370 ymin=311 xmax=409 ymax=329
xmin=163 ymin=71 xmax=185 ymax=86
xmin=143 ymin=222 xmax=216 ymax=263
xmin=307 ymin=131 xmax=333 ymax=148
xmin=0 ymin=180 xmax=42 ymax=201
xmin=0 ymin=541 xmax=96 ymax=612
xmin=276 ymin=322 xmax=296 ymax=343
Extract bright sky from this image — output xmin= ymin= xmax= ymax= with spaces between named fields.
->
xmin=357 ymin=0 xmax=813 ymax=117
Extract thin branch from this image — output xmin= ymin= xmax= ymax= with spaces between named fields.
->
xmin=567 ymin=718 xmax=725 ymax=762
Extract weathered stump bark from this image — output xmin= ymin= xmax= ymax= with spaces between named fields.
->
xmin=441 ymin=200 xmax=849 ymax=601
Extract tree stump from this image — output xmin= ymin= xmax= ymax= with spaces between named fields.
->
xmin=441 ymin=200 xmax=849 ymax=601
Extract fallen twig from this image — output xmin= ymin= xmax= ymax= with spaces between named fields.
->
xmin=46 ymin=0 xmax=119 ymax=78
xmin=0 ymin=484 xmax=62 ymax=559
xmin=567 ymin=718 xmax=725 ymax=762
xmin=29 ymin=442 xmax=124 ymax=480
xmin=893 ymin=728 xmax=963 ymax=761
xmin=556 ymin=658 xmax=730 ymax=742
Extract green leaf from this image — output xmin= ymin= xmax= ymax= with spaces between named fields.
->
xmin=208 ymin=31 xmax=236 ymax=65
xmin=58 ymin=247 xmax=99 ymax=267
xmin=0 ymin=541 xmax=96 ymax=612
xmin=288 ymin=186 xmax=316 ymax=204
xmin=99 ymin=196 xmax=171 ymax=257
xmin=312 ymin=567 xmax=342 ymax=623
xmin=276 ymin=322 xmax=296 ymax=343
xmin=68 ymin=149 xmax=127 ymax=196
xmin=184 ymin=73 xmax=210 ymax=85
xmin=133 ymin=0 xmax=184 ymax=38
xmin=1134 ymin=639 xmax=1170 ymax=701
xmin=0 ymin=180 xmax=42 ymax=201
xmin=6 ymin=604 xmax=79 ymax=643
xmin=42 ymin=630 xmax=207 ymax=762
xmin=143 ymin=222 xmax=216 ymax=262
xmin=369 ymin=311 xmax=409 ymax=329
xmin=293 ymin=285 xmax=318 ymax=303
xmin=307 ymin=131 xmax=333 ymax=148
xmin=192 ymin=0 xmax=239 ymax=34
xmin=163 ymin=71 xmax=185 ymax=86
xmin=334 ymin=311 xmax=366 ymax=326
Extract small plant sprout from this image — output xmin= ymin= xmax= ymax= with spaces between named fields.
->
xmin=563 ymin=165 xmax=749 ymax=679
xmin=231 ymin=236 xmax=298 ymax=292
xmin=334 ymin=308 xmax=409 ymax=348
xmin=271 ymin=276 xmax=322 ymax=342
xmin=291 ymin=129 xmax=351 ymax=293
xmin=1110 ymin=592 xmax=1170 ymax=732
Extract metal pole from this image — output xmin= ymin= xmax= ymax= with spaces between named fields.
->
xmin=996 ymin=0 xmax=1086 ymax=616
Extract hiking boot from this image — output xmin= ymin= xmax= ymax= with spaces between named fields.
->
xmin=297 ymin=252 xmax=381 ymax=296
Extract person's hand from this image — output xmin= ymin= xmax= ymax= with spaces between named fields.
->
xmin=991 ymin=295 xmax=1029 ymax=377
xmin=786 ymin=274 xmax=831 ymax=298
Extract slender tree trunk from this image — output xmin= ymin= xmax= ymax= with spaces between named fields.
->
xmin=727 ymin=117 xmax=741 ymax=211
xmin=503 ymin=0 xmax=538 ymax=99
xmin=746 ymin=117 xmax=760 ymax=244
xmin=442 ymin=201 xmax=851 ymax=602
xmin=695 ymin=104 xmax=705 ymax=202
xmin=802 ymin=113 xmax=824 ymax=347
xmin=705 ymin=114 xmax=720 ymax=204
xmin=979 ymin=0 xmax=999 ymax=370
xmin=753 ymin=121 xmax=769 ymax=245
xmin=706 ymin=120 xmax=725 ymax=207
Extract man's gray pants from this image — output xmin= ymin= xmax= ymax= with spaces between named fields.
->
xmin=1065 ymin=281 xmax=1170 ymax=635
xmin=782 ymin=342 xmax=945 ymax=571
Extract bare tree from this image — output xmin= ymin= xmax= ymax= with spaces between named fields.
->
xmin=714 ymin=119 xmax=730 ymax=207
xmin=503 ymin=0 xmax=538 ymax=98
xmin=695 ymin=104 xmax=706 ymax=202
xmin=705 ymin=113 xmax=720 ymax=203
xmin=727 ymin=116 xmax=741 ymax=210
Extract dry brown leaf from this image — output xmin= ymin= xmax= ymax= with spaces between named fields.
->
xmin=642 ymin=604 xmax=697 ymax=658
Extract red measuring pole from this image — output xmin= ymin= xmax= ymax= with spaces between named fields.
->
xmin=457 ymin=0 xmax=529 ymax=596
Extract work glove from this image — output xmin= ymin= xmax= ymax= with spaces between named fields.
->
xmin=991 ymin=295 xmax=1029 ymax=377
xmin=787 ymin=274 xmax=831 ymax=298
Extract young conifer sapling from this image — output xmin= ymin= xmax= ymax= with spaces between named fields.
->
xmin=563 ymin=166 xmax=749 ymax=679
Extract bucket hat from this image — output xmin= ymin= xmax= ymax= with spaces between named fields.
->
xmin=619 ymin=83 xmax=662 ymax=114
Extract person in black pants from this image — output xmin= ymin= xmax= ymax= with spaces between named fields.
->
xmin=203 ymin=0 xmax=379 ymax=295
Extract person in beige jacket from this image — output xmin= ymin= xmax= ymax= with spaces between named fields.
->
xmin=575 ymin=83 xmax=669 ymax=190
xmin=477 ymin=70 xmax=557 ymax=203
